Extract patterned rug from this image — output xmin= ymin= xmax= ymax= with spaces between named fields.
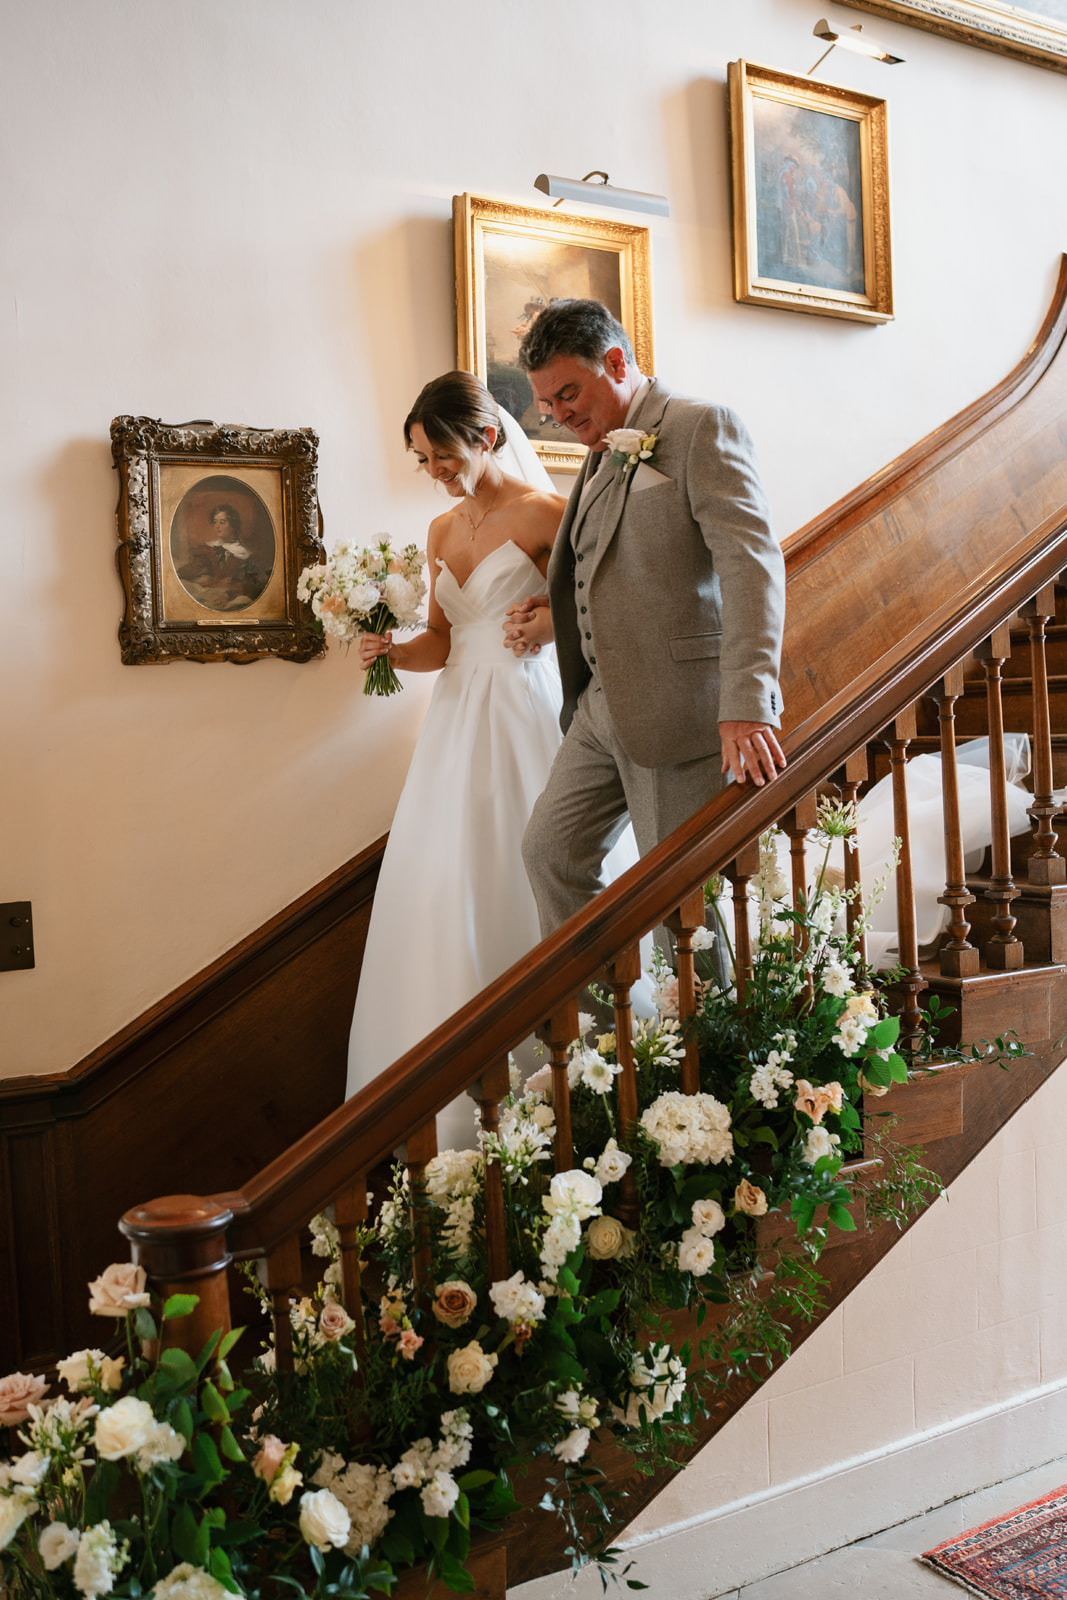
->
xmin=922 ymin=1485 xmax=1067 ymax=1597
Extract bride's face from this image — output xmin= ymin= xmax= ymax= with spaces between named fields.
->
xmin=409 ymin=422 xmax=477 ymax=497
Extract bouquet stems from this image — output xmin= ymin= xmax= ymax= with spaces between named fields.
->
xmin=362 ymin=601 xmax=403 ymax=697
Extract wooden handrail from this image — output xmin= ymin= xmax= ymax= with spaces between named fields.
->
xmin=125 ymin=257 xmax=1067 ymax=1261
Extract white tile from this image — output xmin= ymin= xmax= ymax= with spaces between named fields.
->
xmin=738 ymin=1544 xmax=957 ymax=1597
xmin=998 ymin=1148 xmax=1037 ymax=1238
xmin=908 ymin=1157 xmax=1000 ymax=1264
xmin=841 ymin=1249 xmax=977 ymax=1371
xmin=623 ymin=1401 xmax=770 ymax=1537
xmin=767 ymin=1357 xmax=915 ymax=1485
xmin=977 ymin=1223 xmax=1067 ymax=1328
xmin=1035 ymin=1141 xmax=1067 ymax=1227
xmin=1039 ymin=1303 xmax=1067 ymax=1383
xmin=913 ymin=1315 xmax=1041 ymax=1429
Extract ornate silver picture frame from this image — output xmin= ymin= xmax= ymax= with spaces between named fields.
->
xmin=111 ymin=417 xmax=325 ymax=665
xmin=846 ymin=2 xmax=1067 ymax=75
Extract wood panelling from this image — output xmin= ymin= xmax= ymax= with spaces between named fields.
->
xmin=0 ymin=837 xmax=384 ymax=1371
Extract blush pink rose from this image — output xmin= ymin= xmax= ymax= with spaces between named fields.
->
xmin=318 ymin=1302 xmax=355 ymax=1343
xmin=88 ymin=1263 xmax=151 ymax=1316
xmin=0 ymin=1371 xmax=49 ymax=1425
xmin=252 ymin=1435 xmax=288 ymax=1484
xmin=397 ymin=1329 xmax=424 ymax=1361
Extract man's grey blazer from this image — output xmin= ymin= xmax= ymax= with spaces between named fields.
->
xmin=546 ymin=378 xmax=786 ymax=770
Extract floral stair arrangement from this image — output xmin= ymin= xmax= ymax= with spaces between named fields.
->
xmin=0 ymin=804 xmax=1025 ymax=1599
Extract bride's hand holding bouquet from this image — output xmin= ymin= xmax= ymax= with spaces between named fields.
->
xmin=297 ymin=537 xmax=426 ymax=697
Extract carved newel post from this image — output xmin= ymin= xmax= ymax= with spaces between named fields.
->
xmin=120 ymin=1194 xmax=234 ymax=1356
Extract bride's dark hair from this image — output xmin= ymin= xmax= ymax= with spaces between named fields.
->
xmin=404 ymin=371 xmax=506 ymax=493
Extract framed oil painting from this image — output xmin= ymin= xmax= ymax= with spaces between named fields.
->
xmin=453 ymin=193 xmax=654 ymax=474
xmin=728 ymin=61 xmax=893 ymax=325
xmin=845 ymin=1 xmax=1067 ymax=74
xmin=111 ymin=417 xmax=325 ymax=664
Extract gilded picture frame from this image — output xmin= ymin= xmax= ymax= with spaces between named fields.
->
xmin=845 ymin=2 xmax=1067 ymax=74
xmin=728 ymin=61 xmax=893 ymax=326
xmin=111 ymin=416 xmax=325 ymax=665
xmin=453 ymin=192 xmax=654 ymax=474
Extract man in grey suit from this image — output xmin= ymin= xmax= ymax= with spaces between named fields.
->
xmin=506 ymin=299 xmax=786 ymax=937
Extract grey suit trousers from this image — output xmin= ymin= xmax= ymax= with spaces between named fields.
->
xmin=522 ymin=681 xmax=726 ymax=938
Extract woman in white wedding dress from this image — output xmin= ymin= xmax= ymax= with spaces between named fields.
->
xmin=345 ymin=372 xmax=577 ymax=1151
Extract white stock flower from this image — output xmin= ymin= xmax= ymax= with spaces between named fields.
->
xmin=39 ymin=1521 xmax=81 ymax=1570
xmin=0 ymin=1491 xmax=37 ymax=1550
xmin=420 ymin=1470 xmax=460 ymax=1518
xmin=10 ymin=1450 xmax=50 ymax=1486
xmin=577 ymin=1011 xmax=598 ymax=1039
xmin=595 ymin=1139 xmax=632 ymax=1185
xmin=553 ymin=1427 xmax=591 ymax=1463
xmin=691 ymin=925 xmax=716 ymax=951
xmin=556 ymin=1389 xmax=598 ymax=1428
xmin=822 ymin=959 xmax=853 ymax=997
xmin=72 ymin=1521 xmax=126 ymax=1600
xmin=299 ymin=1488 xmax=351 ymax=1551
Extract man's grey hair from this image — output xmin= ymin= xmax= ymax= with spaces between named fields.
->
xmin=517 ymin=298 xmax=634 ymax=374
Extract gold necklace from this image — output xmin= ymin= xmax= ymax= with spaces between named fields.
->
xmin=463 ymin=475 xmax=503 ymax=540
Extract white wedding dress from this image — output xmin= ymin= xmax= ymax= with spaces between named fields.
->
xmin=346 ymin=538 xmax=627 ymax=1152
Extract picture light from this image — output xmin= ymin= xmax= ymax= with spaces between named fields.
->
xmin=534 ymin=171 xmax=670 ymax=218
xmin=810 ymin=17 xmax=904 ymax=72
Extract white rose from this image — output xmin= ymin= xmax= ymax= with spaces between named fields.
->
xmin=553 ymin=1427 xmax=590 ymax=1463
xmin=595 ymin=1140 xmax=632 ymax=1185
xmin=420 ymin=1470 xmax=460 ymax=1518
xmin=94 ymin=1395 xmax=154 ymax=1461
xmin=299 ymin=1488 xmax=351 ymax=1551
xmin=691 ymin=1199 xmax=726 ymax=1237
xmin=87 ymin=1264 xmax=150 ymax=1316
xmin=603 ymin=428 xmax=644 ymax=456
xmin=544 ymin=1169 xmax=602 ymax=1220
xmin=677 ymin=1228 xmax=715 ymax=1276
xmin=691 ymin=925 xmax=716 ymax=951
xmin=586 ymin=1215 xmax=631 ymax=1261
xmin=446 ymin=1341 xmax=497 ymax=1395
xmin=40 ymin=1521 xmax=81 ymax=1570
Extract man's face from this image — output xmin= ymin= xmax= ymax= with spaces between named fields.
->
xmin=527 ymin=350 xmax=631 ymax=450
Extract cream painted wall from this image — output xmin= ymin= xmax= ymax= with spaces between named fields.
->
xmin=3 ymin=0 xmax=1066 ymax=1075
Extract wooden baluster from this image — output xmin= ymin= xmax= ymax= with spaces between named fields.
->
xmin=544 ymin=998 xmax=580 ymax=1172
xmin=977 ymin=626 xmax=1024 ymax=968
xmin=785 ymin=794 xmax=819 ymax=1001
xmin=264 ymin=1234 xmax=303 ymax=1373
xmin=471 ymin=1056 xmax=512 ymax=1288
xmin=608 ymin=944 xmax=642 ymax=1228
xmin=929 ymin=666 xmax=979 ymax=978
xmin=120 ymin=1193 xmax=233 ymax=1358
xmin=886 ymin=706 xmax=925 ymax=1048
xmin=838 ymin=751 xmax=868 ymax=967
xmin=399 ymin=1121 xmax=438 ymax=1300
xmin=666 ymin=889 xmax=707 ymax=1096
xmin=334 ymin=1181 xmax=369 ymax=1370
xmin=728 ymin=842 xmax=760 ymax=1006
xmin=1021 ymin=585 xmax=1065 ymax=885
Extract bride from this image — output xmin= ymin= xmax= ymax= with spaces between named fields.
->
xmin=346 ymin=371 xmax=577 ymax=1150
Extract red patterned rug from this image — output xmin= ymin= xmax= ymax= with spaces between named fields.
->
xmin=922 ymin=1486 xmax=1067 ymax=1597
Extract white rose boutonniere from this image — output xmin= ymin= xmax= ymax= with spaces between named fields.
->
xmin=603 ymin=429 xmax=659 ymax=480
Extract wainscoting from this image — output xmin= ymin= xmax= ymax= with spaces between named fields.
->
xmin=0 ymin=836 xmax=385 ymax=1372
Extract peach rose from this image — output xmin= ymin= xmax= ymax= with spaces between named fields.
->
xmin=432 ymin=1281 xmax=478 ymax=1329
xmin=446 ymin=1341 xmax=497 ymax=1395
xmin=318 ymin=1302 xmax=355 ymax=1343
xmin=734 ymin=1179 xmax=768 ymax=1218
xmin=252 ymin=1435 xmax=287 ymax=1484
xmin=88 ymin=1263 xmax=151 ymax=1316
xmin=0 ymin=1371 xmax=49 ymax=1425
xmin=397 ymin=1329 xmax=424 ymax=1361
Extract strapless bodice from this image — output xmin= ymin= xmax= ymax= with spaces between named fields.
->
xmin=436 ymin=542 xmax=548 ymax=668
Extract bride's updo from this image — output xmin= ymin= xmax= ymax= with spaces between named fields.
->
xmin=404 ymin=371 xmax=507 ymax=494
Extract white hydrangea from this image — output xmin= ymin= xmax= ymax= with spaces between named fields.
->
xmin=153 ymin=1564 xmax=232 ymax=1600
xmin=312 ymin=1453 xmax=395 ymax=1552
xmin=640 ymin=1092 xmax=733 ymax=1168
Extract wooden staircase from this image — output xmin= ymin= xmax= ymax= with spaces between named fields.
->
xmin=44 ymin=259 xmax=1067 ymax=1595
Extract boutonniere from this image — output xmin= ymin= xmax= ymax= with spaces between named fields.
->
xmin=603 ymin=429 xmax=659 ymax=481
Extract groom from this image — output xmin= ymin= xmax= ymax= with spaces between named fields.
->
xmin=508 ymin=298 xmax=786 ymax=936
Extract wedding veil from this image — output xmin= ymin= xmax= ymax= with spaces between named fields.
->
xmin=496 ymin=405 xmax=556 ymax=494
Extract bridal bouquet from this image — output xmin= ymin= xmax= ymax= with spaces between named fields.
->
xmin=297 ymin=538 xmax=426 ymax=697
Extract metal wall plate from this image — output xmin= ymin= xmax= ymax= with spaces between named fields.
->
xmin=1 ymin=903 xmax=34 ymax=971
